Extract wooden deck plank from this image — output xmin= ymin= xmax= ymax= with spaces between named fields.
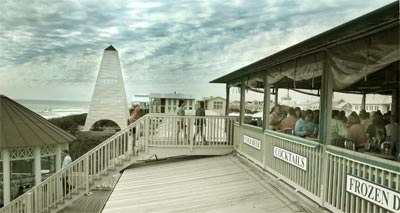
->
xmin=103 ymin=155 xmax=322 ymax=213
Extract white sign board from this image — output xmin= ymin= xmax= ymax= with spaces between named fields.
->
xmin=243 ymin=135 xmax=261 ymax=150
xmin=273 ymin=146 xmax=308 ymax=171
xmin=346 ymin=174 xmax=400 ymax=212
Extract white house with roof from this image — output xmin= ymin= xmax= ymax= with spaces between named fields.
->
xmin=351 ymin=95 xmax=392 ymax=114
xmin=149 ymin=93 xmax=196 ymax=114
xmin=202 ymin=96 xmax=226 ymax=115
xmin=298 ymin=99 xmax=352 ymax=114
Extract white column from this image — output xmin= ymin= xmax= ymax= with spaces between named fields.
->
xmin=2 ymin=149 xmax=11 ymax=204
xmin=34 ymin=146 xmax=41 ymax=185
xmin=55 ymin=144 xmax=62 ymax=171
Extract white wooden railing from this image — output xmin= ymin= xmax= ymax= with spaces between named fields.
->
xmin=0 ymin=114 xmax=236 ymax=213
xmin=234 ymin=124 xmax=400 ymax=213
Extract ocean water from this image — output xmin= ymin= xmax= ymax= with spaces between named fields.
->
xmin=15 ymin=99 xmax=90 ymax=119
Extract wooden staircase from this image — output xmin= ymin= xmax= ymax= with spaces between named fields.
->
xmin=0 ymin=114 xmax=235 ymax=213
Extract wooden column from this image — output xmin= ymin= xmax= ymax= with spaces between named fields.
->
xmin=263 ymin=73 xmax=271 ymax=130
xmin=240 ymin=84 xmax=246 ymax=124
xmin=225 ymin=85 xmax=230 ymax=116
xmin=319 ymin=51 xmax=333 ymax=145
xmin=274 ymin=88 xmax=279 ymax=105
xmin=361 ymin=92 xmax=366 ymax=110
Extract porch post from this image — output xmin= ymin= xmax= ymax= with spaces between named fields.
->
xmin=263 ymin=72 xmax=271 ymax=130
xmin=34 ymin=146 xmax=41 ymax=185
xmin=274 ymin=88 xmax=279 ymax=105
xmin=361 ymin=92 xmax=366 ymax=110
xmin=240 ymin=84 xmax=246 ymax=124
xmin=319 ymin=51 xmax=333 ymax=145
xmin=225 ymin=85 xmax=230 ymax=116
xmin=2 ymin=149 xmax=11 ymax=204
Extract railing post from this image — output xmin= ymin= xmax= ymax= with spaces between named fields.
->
xmin=128 ymin=131 xmax=133 ymax=156
xmin=27 ymin=192 xmax=33 ymax=213
xmin=189 ymin=117 xmax=193 ymax=151
xmin=145 ymin=117 xmax=149 ymax=154
xmin=85 ymin=156 xmax=90 ymax=193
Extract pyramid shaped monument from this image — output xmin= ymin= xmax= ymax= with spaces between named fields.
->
xmin=83 ymin=45 xmax=129 ymax=131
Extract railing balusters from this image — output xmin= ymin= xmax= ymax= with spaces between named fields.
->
xmin=0 ymin=115 xmax=236 ymax=213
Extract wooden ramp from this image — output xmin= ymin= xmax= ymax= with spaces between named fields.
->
xmin=102 ymin=155 xmax=323 ymax=212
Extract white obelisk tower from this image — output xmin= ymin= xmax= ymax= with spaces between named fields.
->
xmin=83 ymin=45 xmax=129 ymax=131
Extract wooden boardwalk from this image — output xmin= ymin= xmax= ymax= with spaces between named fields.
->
xmin=102 ymin=155 xmax=324 ymax=212
xmin=59 ymin=190 xmax=113 ymax=213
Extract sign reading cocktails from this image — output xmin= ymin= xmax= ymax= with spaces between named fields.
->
xmin=243 ymin=135 xmax=261 ymax=150
xmin=273 ymin=146 xmax=307 ymax=171
xmin=346 ymin=174 xmax=400 ymax=212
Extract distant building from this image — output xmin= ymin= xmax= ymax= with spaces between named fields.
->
xmin=202 ymin=96 xmax=226 ymax=115
xmin=298 ymin=99 xmax=352 ymax=115
xmin=149 ymin=93 xmax=195 ymax=114
xmin=351 ymin=95 xmax=392 ymax=114
xmin=131 ymin=94 xmax=150 ymax=111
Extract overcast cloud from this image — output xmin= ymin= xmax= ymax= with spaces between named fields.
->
xmin=0 ymin=0 xmax=395 ymax=101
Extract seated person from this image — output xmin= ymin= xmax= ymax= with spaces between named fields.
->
xmin=280 ymin=107 xmax=296 ymax=133
xmin=348 ymin=114 xmax=367 ymax=152
xmin=269 ymin=104 xmax=283 ymax=130
xmin=385 ymin=114 xmax=399 ymax=140
xmin=367 ymin=111 xmax=386 ymax=144
xmin=331 ymin=110 xmax=349 ymax=147
xmin=294 ymin=110 xmax=315 ymax=138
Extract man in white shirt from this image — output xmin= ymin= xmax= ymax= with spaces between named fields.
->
xmin=61 ymin=149 xmax=72 ymax=195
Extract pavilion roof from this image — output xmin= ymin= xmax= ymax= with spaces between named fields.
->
xmin=0 ymin=95 xmax=76 ymax=149
xmin=211 ymin=2 xmax=399 ymax=95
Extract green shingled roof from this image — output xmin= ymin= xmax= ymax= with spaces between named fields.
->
xmin=0 ymin=95 xmax=76 ymax=149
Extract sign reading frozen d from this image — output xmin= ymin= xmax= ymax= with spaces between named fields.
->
xmin=273 ymin=146 xmax=307 ymax=171
xmin=346 ymin=174 xmax=400 ymax=212
xmin=243 ymin=135 xmax=261 ymax=150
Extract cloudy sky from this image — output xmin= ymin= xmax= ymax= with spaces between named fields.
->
xmin=0 ymin=0 xmax=395 ymax=101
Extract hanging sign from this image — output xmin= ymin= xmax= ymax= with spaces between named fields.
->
xmin=243 ymin=135 xmax=261 ymax=150
xmin=346 ymin=174 xmax=400 ymax=212
xmin=273 ymin=146 xmax=308 ymax=171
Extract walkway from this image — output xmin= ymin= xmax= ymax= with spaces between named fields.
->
xmin=102 ymin=155 xmax=323 ymax=212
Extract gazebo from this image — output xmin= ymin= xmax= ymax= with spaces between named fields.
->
xmin=0 ymin=95 xmax=75 ymax=205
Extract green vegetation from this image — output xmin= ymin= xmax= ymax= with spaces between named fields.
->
xmin=48 ymin=113 xmax=87 ymax=135
xmin=48 ymin=113 xmax=114 ymax=160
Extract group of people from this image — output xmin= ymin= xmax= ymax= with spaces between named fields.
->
xmin=269 ymin=104 xmax=318 ymax=138
xmin=269 ymin=104 xmax=399 ymax=157
xmin=176 ymin=100 xmax=207 ymax=144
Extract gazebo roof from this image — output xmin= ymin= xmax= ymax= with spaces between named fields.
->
xmin=0 ymin=95 xmax=76 ymax=149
